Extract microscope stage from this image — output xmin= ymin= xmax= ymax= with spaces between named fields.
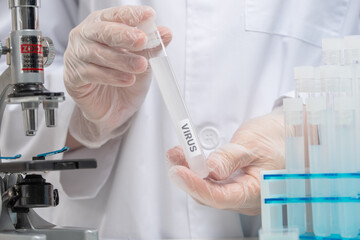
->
xmin=0 ymin=159 xmax=97 ymax=173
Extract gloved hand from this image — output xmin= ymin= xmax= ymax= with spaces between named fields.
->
xmin=167 ymin=108 xmax=286 ymax=215
xmin=64 ymin=6 xmax=172 ymax=148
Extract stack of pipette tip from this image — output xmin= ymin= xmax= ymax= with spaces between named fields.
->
xmin=259 ymin=36 xmax=360 ymax=240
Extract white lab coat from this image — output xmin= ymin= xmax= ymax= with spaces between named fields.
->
xmin=1 ymin=0 xmax=360 ymax=239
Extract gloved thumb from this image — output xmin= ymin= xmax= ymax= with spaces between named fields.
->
xmin=207 ymin=143 xmax=254 ymax=181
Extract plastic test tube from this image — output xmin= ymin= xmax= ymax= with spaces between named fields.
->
xmin=319 ymin=65 xmax=342 ymax=235
xmin=283 ymin=98 xmax=307 ymax=235
xmin=344 ymin=35 xmax=360 ymax=65
xmin=137 ymin=19 xmax=209 ymax=178
xmin=337 ymin=65 xmax=360 ymax=235
xmin=294 ymin=66 xmax=315 ymax=99
xmin=351 ymin=64 xmax=360 ymax=234
xmin=306 ymin=96 xmax=331 ymax=237
xmin=342 ymin=38 xmax=360 ymax=234
xmin=334 ymin=96 xmax=358 ymax=238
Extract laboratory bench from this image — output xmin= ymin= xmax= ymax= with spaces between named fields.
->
xmin=175 ymin=238 xmax=258 ymax=240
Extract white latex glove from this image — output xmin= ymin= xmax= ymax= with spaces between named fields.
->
xmin=167 ymin=108 xmax=285 ymax=215
xmin=64 ymin=6 xmax=172 ymax=148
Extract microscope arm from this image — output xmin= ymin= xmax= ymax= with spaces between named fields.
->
xmin=0 ymin=68 xmax=13 ymax=121
xmin=0 ymin=67 xmax=13 ymax=158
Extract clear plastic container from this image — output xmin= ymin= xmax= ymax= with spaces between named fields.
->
xmin=306 ymin=97 xmax=331 ymax=237
xmin=283 ymin=98 xmax=306 ymax=234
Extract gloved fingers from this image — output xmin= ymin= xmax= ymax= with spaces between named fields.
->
xmin=157 ymin=26 xmax=172 ymax=47
xmin=131 ymin=26 xmax=172 ymax=57
xmin=80 ymin=21 xmax=147 ymax=51
xmin=169 ymin=165 xmax=261 ymax=214
xmin=207 ymin=143 xmax=254 ymax=181
xmin=65 ymin=63 xmax=136 ymax=92
xmin=166 ymin=146 xmax=189 ymax=168
xmin=192 ymin=197 xmax=207 ymax=206
xmin=69 ymin=41 xmax=148 ymax=74
xmin=82 ymin=64 xmax=137 ymax=87
xmin=166 ymin=143 xmax=254 ymax=182
xmin=166 ymin=148 xmax=209 ymax=206
xmin=99 ymin=5 xmax=155 ymax=27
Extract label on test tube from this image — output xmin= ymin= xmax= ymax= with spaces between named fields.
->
xmin=177 ymin=119 xmax=202 ymax=158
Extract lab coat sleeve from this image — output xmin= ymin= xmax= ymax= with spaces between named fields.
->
xmin=60 ymin=136 xmax=121 ymax=199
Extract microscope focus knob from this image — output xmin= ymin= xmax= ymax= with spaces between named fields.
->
xmin=0 ymin=41 xmax=10 ymax=59
xmin=42 ymin=37 xmax=55 ymax=67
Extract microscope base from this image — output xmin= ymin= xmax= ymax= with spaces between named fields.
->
xmin=0 ymin=228 xmax=98 ymax=240
xmin=0 ymin=194 xmax=98 ymax=240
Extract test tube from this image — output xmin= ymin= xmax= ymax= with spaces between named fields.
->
xmin=306 ymin=97 xmax=331 ymax=237
xmin=344 ymin=64 xmax=360 ymax=234
xmin=333 ymin=96 xmax=357 ymax=238
xmin=344 ymin=35 xmax=360 ymax=65
xmin=319 ymin=65 xmax=342 ymax=235
xmin=283 ymin=98 xmax=306 ymax=234
xmin=138 ymin=19 xmax=209 ymax=178
xmin=294 ymin=66 xmax=315 ymax=99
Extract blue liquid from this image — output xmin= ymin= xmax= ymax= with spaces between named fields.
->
xmin=299 ymin=232 xmax=360 ymax=239
xmin=263 ymin=173 xmax=360 ymax=180
xmin=265 ymin=196 xmax=360 ymax=204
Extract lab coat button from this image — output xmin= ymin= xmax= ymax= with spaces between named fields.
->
xmin=199 ymin=127 xmax=220 ymax=150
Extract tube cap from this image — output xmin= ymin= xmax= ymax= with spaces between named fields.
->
xmin=319 ymin=65 xmax=339 ymax=79
xmin=294 ymin=66 xmax=314 ymax=79
xmin=339 ymin=65 xmax=352 ymax=78
xmin=283 ymin=98 xmax=303 ymax=112
xmin=294 ymin=66 xmax=315 ymax=93
xmin=322 ymin=38 xmax=343 ymax=51
xmin=306 ymin=97 xmax=326 ymax=124
xmin=344 ymin=35 xmax=360 ymax=50
xmin=284 ymin=98 xmax=303 ymax=125
xmin=137 ymin=17 xmax=161 ymax=49
xmin=306 ymin=97 xmax=326 ymax=112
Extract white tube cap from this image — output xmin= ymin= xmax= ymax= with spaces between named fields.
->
xmin=339 ymin=65 xmax=352 ymax=78
xmin=284 ymin=98 xmax=303 ymax=125
xmin=306 ymin=97 xmax=326 ymax=112
xmin=322 ymin=38 xmax=343 ymax=51
xmin=294 ymin=66 xmax=315 ymax=93
xmin=284 ymin=98 xmax=303 ymax=112
xmin=306 ymin=97 xmax=326 ymax=124
xmin=294 ymin=66 xmax=314 ymax=79
xmin=319 ymin=65 xmax=339 ymax=79
xmin=137 ymin=17 xmax=161 ymax=49
xmin=344 ymin=35 xmax=360 ymax=50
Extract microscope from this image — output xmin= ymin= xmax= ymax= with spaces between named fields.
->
xmin=0 ymin=0 xmax=99 ymax=239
